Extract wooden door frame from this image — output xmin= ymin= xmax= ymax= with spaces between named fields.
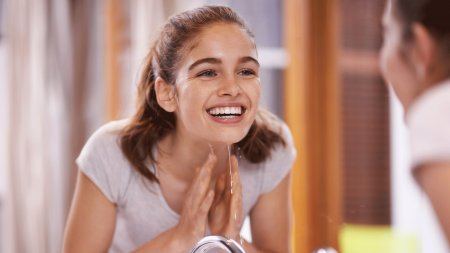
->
xmin=284 ymin=0 xmax=343 ymax=252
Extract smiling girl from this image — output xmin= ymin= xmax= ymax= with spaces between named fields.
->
xmin=63 ymin=6 xmax=296 ymax=253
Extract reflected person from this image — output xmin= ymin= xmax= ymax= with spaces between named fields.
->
xmin=380 ymin=0 xmax=450 ymax=245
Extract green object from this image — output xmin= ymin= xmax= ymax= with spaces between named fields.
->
xmin=339 ymin=224 xmax=418 ymax=253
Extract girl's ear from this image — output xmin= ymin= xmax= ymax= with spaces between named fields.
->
xmin=154 ymin=77 xmax=177 ymax=112
xmin=411 ymin=23 xmax=437 ymax=79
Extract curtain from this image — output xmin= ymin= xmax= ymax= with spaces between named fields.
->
xmin=3 ymin=0 xmax=72 ymax=252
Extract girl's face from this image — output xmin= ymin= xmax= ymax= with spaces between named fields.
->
xmin=380 ymin=0 xmax=421 ymax=110
xmin=173 ymin=22 xmax=261 ymax=145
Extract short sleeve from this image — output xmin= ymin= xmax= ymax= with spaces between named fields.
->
xmin=76 ymin=120 xmax=132 ymax=204
xmin=260 ymin=122 xmax=297 ymax=194
xmin=408 ymin=83 xmax=450 ymax=169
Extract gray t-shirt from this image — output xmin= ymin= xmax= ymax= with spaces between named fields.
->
xmin=407 ymin=78 xmax=450 ymax=170
xmin=76 ymin=119 xmax=296 ymax=253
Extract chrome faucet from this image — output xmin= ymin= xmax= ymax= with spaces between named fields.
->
xmin=190 ymin=236 xmax=245 ymax=253
xmin=190 ymin=236 xmax=338 ymax=253
xmin=312 ymin=247 xmax=338 ymax=253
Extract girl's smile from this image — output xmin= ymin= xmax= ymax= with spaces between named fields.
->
xmin=206 ymin=103 xmax=246 ymax=124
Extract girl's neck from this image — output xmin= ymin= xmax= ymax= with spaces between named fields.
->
xmin=156 ymin=131 xmax=231 ymax=183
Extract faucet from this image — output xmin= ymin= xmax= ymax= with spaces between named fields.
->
xmin=312 ymin=247 xmax=338 ymax=253
xmin=190 ymin=236 xmax=338 ymax=253
xmin=190 ymin=236 xmax=245 ymax=253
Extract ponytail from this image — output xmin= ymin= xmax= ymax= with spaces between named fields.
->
xmin=120 ymin=51 xmax=176 ymax=183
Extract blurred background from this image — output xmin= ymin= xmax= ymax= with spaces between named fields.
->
xmin=0 ymin=0 xmax=448 ymax=252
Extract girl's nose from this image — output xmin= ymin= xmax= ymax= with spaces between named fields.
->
xmin=218 ymin=76 xmax=241 ymax=97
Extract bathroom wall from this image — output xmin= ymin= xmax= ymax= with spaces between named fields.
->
xmin=0 ymin=26 xmax=7 ymax=253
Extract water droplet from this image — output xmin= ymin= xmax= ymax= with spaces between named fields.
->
xmin=227 ymin=145 xmax=233 ymax=195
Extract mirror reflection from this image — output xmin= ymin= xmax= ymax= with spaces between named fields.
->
xmin=1 ymin=0 xmax=449 ymax=253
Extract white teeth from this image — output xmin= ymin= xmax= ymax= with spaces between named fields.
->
xmin=208 ymin=106 xmax=242 ymax=116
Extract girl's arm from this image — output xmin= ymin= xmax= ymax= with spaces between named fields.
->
xmin=244 ymin=172 xmax=292 ymax=253
xmin=415 ymin=162 xmax=450 ymax=243
xmin=63 ymin=171 xmax=117 ymax=252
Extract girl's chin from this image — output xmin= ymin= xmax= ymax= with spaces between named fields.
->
xmin=205 ymin=131 xmax=248 ymax=146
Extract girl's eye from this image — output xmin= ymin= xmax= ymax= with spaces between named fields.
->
xmin=197 ymin=69 xmax=217 ymax=77
xmin=239 ymin=69 xmax=257 ymax=76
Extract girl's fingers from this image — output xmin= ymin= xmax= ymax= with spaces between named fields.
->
xmin=200 ymin=190 xmax=215 ymax=215
xmin=189 ymin=153 xmax=217 ymax=207
xmin=211 ymin=173 xmax=226 ymax=210
xmin=178 ymin=152 xmax=223 ymax=239
xmin=213 ymin=173 xmax=226 ymax=205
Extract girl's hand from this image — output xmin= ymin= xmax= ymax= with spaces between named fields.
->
xmin=173 ymin=153 xmax=217 ymax=248
xmin=208 ymin=155 xmax=243 ymax=240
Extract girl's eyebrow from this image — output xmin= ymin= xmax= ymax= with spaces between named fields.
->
xmin=188 ymin=56 xmax=260 ymax=71
xmin=239 ymin=56 xmax=260 ymax=66
xmin=188 ymin=58 xmax=221 ymax=71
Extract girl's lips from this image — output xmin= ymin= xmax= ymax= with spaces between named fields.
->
xmin=207 ymin=112 xmax=245 ymax=124
xmin=206 ymin=102 xmax=247 ymax=112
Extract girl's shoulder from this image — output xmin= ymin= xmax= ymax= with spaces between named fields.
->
xmin=81 ymin=119 xmax=131 ymax=152
xmin=407 ymin=80 xmax=450 ymax=169
xmin=76 ymin=118 xmax=135 ymax=204
xmin=90 ymin=119 xmax=130 ymax=140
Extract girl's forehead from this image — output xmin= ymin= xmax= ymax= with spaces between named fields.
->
xmin=194 ymin=23 xmax=250 ymax=42
xmin=190 ymin=24 xmax=253 ymax=50
xmin=172 ymin=22 xmax=256 ymax=76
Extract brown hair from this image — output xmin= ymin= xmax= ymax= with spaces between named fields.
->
xmin=120 ymin=6 xmax=286 ymax=183
xmin=393 ymin=0 xmax=450 ymax=59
